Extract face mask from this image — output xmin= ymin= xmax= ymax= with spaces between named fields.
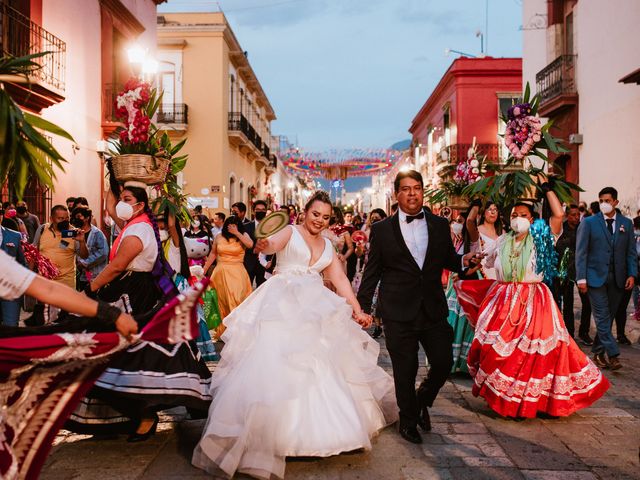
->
xmin=510 ymin=216 xmax=531 ymax=234
xmin=192 ymin=220 xmax=201 ymax=229
xmin=451 ymin=223 xmax=464 ymax=236
xmin=599 ymin=201 xmax=614 ymax=215
xmin=16 ymin=206 xmax=27 ymax=215
xmin=71 ymin=218 xmax=85 ymax=229
xmin=116 ymin=201 xmax=136 ymax=221
xmin=159 ymin=229 xmax=169 ymax=242
xmin=57 ymin=220 xmax=70 ymax=231
xmin=255 ymin=211 xmax=267 ymax=221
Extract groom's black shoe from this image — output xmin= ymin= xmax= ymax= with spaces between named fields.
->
xmin=399 ymin=425 xmax=422 ymax=444
xmin=417 ymin=407 xmax=431 ymax=432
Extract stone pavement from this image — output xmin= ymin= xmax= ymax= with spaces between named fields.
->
xmin=41 ymin=312 xmax=640 ymax=480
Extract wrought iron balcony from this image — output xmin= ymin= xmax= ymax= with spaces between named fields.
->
xmin=157 ymin=104 xmax=188 ymax=125
xmin=228 ymin=112 xmax=263 ymax=158
xmin=0 ymin=1 xmax=66 ymax=110
xmin=536 ymin=55 xmax=577 ymax=112
xmin=438 ymin=143 xmax=502 ymax=165
xmin=262 ymin=143 xmax=270 ymax=159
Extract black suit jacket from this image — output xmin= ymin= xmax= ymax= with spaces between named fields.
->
xmin=242 ymin=219 xmax=258 ymax=274
xmin=357 ymin=209 xmax=463 ymax=324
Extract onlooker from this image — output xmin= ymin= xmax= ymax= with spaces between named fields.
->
xmin=72 ymin=206 xmax=108 ymax=292
xmin=231 ymin=202 xmax=258 ymax=283
xmin=0 ymin=207 xmax=26 ymax=326
xmin=211 ymin=212 xmax=225 ymax=239
xmin=578 ymin=201 xmax=590 ymax=220
xmin=34 ymin=205 xmax=89 ymax=289
xmin=15 ymin=201 xmax=40 ymax=243
xmin=589 ymin=201 xmax=600 ymax=216
xmin=252 ymin=200 xmax=268 ymax=286
xmin=554 ymin=204 xmax=592 ymax=344
xmin=66 ymin=197 xmax=77 ymax=211
xmin=2 ymin=202 xmax=28 ymax=239
xmin=576 ymin=187 xmax=638 ymax=370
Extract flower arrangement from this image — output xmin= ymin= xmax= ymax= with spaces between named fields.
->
xmin=108 ymin=77 xmax=190 ymax=221
xmin=463 ymin=82 xmax=581 ymax=206
xmin=504 ymin=102 xmax=542 ymax=160
xmin=425 ymin=140 xmax=486 ymax=207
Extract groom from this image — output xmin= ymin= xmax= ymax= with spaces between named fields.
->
xmin=358 ymin=170 xmax=478 ymax=444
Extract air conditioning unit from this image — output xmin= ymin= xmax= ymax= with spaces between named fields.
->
xmin=569 ymin=133 xmax=583 ymax=144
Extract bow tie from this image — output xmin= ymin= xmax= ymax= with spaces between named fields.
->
xmin=406 ymin=212 xmax=425 ymax=224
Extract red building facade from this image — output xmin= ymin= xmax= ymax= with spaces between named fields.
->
xmin=409 ymin=57 xmax=522 ymax=189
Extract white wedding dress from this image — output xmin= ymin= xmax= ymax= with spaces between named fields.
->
xmin=193 ymin=226 xmax=398 ymax=479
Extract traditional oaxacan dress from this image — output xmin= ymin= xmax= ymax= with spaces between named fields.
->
xmin=444 ymin=234 xmax=476 ymax=374
xmin=455 ymin=220 xmax=609 ymax=418
xmin=66 ymin=214 xmax=212 ymax=433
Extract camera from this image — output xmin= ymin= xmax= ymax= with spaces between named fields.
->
xmin=61 ymin=229 xmax=78 ymax=239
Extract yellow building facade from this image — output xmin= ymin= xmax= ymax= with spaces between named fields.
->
xmin=157 ymin=12 xmax=280 ymax=213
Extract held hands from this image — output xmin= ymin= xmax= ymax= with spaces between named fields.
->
xmin=463 ymin=252 xmax=486 ymax=268
xmin=115 ymin=313 xmax=138 ymax=341
xmin=577 ymin=283 xmax=588 ymax=294
xmin=352 ymin=310 xmax=373 ymax=329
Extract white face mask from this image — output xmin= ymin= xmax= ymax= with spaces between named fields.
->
xmin=451 ymin=223 xmax=464 ymax=236
xmin=159 ymin=229 xmax=169 ymax=242
xmin=599 ymin=201 xmax=614 ymax=215
xmin=116 ymin=201 xmax=137 ymax=221
xmin=192 ymin=220 xmax=201 ymax=228
xmin=510 ymin=216 xmax=531 ymax=234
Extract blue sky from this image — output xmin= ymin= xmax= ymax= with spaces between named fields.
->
xmin=159 ymin=0 xmax=523 ymax=190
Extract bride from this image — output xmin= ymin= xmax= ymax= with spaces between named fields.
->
xmin=192 ymin=191 xmax=398 ymax=479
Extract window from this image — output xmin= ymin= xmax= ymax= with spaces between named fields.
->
xmin=229 ymin=75 xmax=235 ymax=112
xmin=443 ymin=107 xmax=451 ymax=147
xmin=565 ymin=12 xmax=574 ymax=55
xmin=229 ymin=176 xmax=236 ymax=206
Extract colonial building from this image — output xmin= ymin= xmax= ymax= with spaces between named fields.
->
xmin=408 ymin=57 xmax=522 ymax=191
xmin=523 ymin=0 xmax=640 ymax=210
xmin=1 ymin=0 xmax=161 ymax=222
xmin=156 ymin=12 xmax=284 ymax=215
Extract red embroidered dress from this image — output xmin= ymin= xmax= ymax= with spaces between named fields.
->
xmin=455 ymin=232 xmax=609 ymax=418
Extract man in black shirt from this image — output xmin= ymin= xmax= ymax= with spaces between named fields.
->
xmin=555 ymin=204 xmax=593 ymax=345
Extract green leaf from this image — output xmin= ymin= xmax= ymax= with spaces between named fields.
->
xmin=523 ymin=82 xmax=531 ymax=104
xmin=24 ymin=113 xmax=75 ymax=142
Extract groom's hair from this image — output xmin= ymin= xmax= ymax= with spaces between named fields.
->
xmin=394 ymin=170 xmax=423 ymax=193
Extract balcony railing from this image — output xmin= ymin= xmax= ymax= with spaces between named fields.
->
xmin=157 ymin=104 xmax=188 ymax=124
xmin=439 ymin=143 xmax=502 ymax=165
xmin=262 ymin=143 xmax=270 ymax=159
xmin=0 ymin=2 xmax=66 ymax=91
xmin=536 ymin=55 xmax=577 ymax=105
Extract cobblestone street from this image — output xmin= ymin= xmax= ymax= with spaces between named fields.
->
xmin=41 ymin=309 xmax=640 ymax=480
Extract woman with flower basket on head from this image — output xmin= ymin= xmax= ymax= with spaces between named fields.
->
xmin=456 ymin=188 xmax=609 ymax=418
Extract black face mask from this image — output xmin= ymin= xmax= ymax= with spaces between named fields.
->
xmin=16 ymin=206 xmax=27 ymax=215
xmin=71 ymin=217 xmax=85 ymax=229
xmin=57 ymin=220 xmax=70 ymax=231
xmin=255 ymin=211 xmax=267 ymax=221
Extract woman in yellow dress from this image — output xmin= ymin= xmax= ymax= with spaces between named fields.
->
xmin=203 ymin=215 xmax=253 ymax=339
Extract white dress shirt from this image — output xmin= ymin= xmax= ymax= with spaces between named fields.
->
xmin=398 ymin=208 xmax=428 ymax=268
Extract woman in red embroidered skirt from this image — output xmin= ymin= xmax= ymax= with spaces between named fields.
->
xmin=456 ymin=188 xmax=609 ymax=418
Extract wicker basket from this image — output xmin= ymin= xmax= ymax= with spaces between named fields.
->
xmin=111 ymin=154 xmax=170 ymax=185
xmin=448 ymin=194 xmax=470 ymax=211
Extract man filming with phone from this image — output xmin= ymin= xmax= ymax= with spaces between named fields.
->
xmin=33 ymin=205 xmax=89 ymax=289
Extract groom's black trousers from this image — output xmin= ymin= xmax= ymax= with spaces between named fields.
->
xmin=384 ymin=312 xmax=454 ymax=428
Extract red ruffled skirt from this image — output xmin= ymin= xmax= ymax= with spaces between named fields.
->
xmin=454 ymin=280 xmax=609 ymax=418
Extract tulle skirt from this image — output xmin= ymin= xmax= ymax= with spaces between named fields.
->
xmin=192 ymin=271 xmax=398 ymax=479
xmin=456 ymin=280 xmax=609 ymax=418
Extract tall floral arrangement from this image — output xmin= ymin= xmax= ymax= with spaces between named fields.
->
xmin=109 ymin=78 xmax=190 ymax=220
xmin=425 ymin=141 xmax=486 ymax=207
xmin=463 ymin=82 xmax=581 ymax=206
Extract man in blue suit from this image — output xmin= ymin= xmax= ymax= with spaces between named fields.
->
xmin=576 ymin=187 xmax=638 ymax=370
xmin=0 ymin=208 xmax=27 ymax=326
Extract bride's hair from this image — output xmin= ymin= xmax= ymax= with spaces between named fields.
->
xmin=304 ymin=190 xmax=332 ymax=212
